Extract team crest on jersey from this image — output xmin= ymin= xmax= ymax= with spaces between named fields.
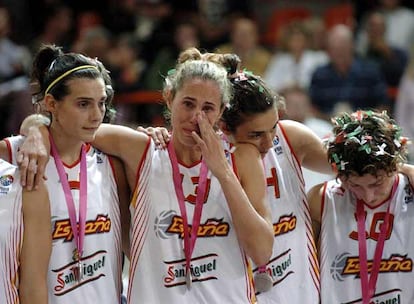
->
xmin=331 ymin=252 xmax=413 ymax=281
xmin=163 ymin=253 xmax=218 ymax=287
xmin=154 ymin=210 xmax=230 ymax=240
xmin=0 ymin=174 xmax=13 ymax=195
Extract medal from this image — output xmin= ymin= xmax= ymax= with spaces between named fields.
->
xmin=74 ymin=248 xmax=83 ymax=282
xmin=168 ymin=138 xmax=208 ymax=290
xmin=77 ymin=259 xmax=83 ymax=282
xmin=254 ymin=266 xmax=273 ymax=293
xmin=51 ymin=135 xmax=88 ymax=285
xmin=186 ymin=271 xmax=192 ymax=290
xmin=356 ymin=177 xmax=397 ymax=304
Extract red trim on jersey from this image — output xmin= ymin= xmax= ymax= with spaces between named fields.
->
xmin=133 ymin=137 xmax=151 ymax=193
xmin=4 ymin=138 xmax=12 ymax=163
xmin=177 ymin=158 xmax=202 ymax=168
xmin=278 ymin=121 xmax=301 ymax=166
xmin=321 ymin=182 xmax=328 ymax=220
xmin=61 ymin=143 xmax=92 ymax=168
xmin=277 ymin=122 xmax=305 ymax=185
xmin=108 ymin=156 xmax=116 ymax=179
xmin=230 ymin=150 xmax=240 ymax=179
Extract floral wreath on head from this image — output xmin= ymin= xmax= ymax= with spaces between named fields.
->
xmin=327 ymin=110 xmax=409 ymax=173
xmin=225 ymin=69 xmax=273 ymax=109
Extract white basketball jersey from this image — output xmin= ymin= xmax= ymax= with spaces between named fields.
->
xmin=128 ymin=139 xmax=256 ymax=304
xmin=255 ymin=122 xmax=320 ymax=304
xmin=6 ymin=136 xmax=122 ymax=304
xmin=321 ymin=174 xmax=414 ymax=303
xmin=0 ymin=160 xmax=22 ymax=304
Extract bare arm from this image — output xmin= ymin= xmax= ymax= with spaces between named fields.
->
xmin=281 ymin=120 xmax=414 ymax=187
xmin=17 ymin=114 xmax=150 ymax=191
xmin=93 ymin=124 xmax=149 ymax=190
xmin=398 ymin=163 xmax=414 ymax=187
xmin=137 ymin=126 xmax=170 ymax=149
xmin=19 ymin=181 xmax=51 ymax=304
xmin=231 ymin=144 xmax=274 ymax=266
xmin=307 ymin=183 xmax=324 ymax=243
xmin=193 ymin=113 xmax=273 ymax=266
xmin=280 ymin=120 xmax=332 ymax=174
xmin=111 ymin=156 xmax=131 ymax=258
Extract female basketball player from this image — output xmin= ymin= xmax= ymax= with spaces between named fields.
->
xmin=0 ymin=44 xmax=129 ymax=303
xmin=308 ymin=110 xmax=414 ymax=303
xmin=139 ymin=65 xmax=326 ymax=304
xmin=0 ymin=159 xmax=51 ymax=304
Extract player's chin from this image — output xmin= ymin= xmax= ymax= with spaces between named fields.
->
xmin=81 ymin=130 xmax=97 ymax=143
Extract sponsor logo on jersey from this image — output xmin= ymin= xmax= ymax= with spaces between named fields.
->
xmin=403 ymin=183 xmax=413 ymax=207
xmin=271 ymin=136 xmax=283 ymax=155
xmin=254 ymin=249 xmax=293 ymax=287
xmin=52 ymin=214 xmax=111 ymax=241
xmin=94 ymin=149 xmax=104 ymax=164
xmin=331 ymin=252 xmax=412 ymax=281
xmin=343 ymin=289 xmax=402 ymax=304
xmin=273 ymin=214 xmax=296 ymax=237
xmin=163 ymin=253 xmax=218 ymax=287
xmin=154 ymin=210 xmax=230 ymax=239
xmin=52 ymin=250 xmax=107 ymax=295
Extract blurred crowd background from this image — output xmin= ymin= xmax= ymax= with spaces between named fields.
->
xmin=2 ymin=0 xmax=414 ymax=160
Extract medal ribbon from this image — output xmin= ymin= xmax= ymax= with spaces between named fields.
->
xmin=167 ymin=137 xmax=208 ymax=280
xmin=50 ymin=134 xmax=88 ymax=262
xmin=357 ymin=177 xmax=397 ymax=303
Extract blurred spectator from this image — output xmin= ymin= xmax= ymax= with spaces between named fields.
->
xmin=356 ymin=0 xmax=414 ymax=55
xmin=264 ymin=21 xmax=328 ymax=92
xmin=107 ymin=33 xmax=146 ymax=93
xmin=134 ymin=0 xmax=173 ymax=42
xmin=131 ymin=0 xmax=175 ymax=64
xmin=0 ymin=6 xmax=33 ymax=138
xmin=106 ymin=33 xmax=149 ymax=126
xmin=303 ymin=16 xmax=327 ymax=51
xmin=101 ymin=0 xmax=137 ymax=35
xmin=394 ymin=60 xmax=414 ymax=162
xmin=144 ymin=21 xmax=199 ymax=90
xmin=363 ymin=11 xmax=408 ymax=88
xmin=309 ymin=24 xmax=389 ymax=120
xmin=215 ymin=17 xmax=271 ymax=77
xmin=72 ymin=26 xmax=112 ymax=61
xmin=280 ymin=85 xmax=333 ymax=191
xmin=29 ymin=3 xmax=74 ymax=55
xmin=195 ymin=0 xmax=253 ymax=50
xmin=281 ymin=85 xmax=332 ymax=138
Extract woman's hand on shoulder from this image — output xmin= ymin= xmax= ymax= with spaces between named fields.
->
xmin=18 ymin=125 xmax=50 ymax=190
xmin=137 ymin=126 xmax=170 ymax=149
